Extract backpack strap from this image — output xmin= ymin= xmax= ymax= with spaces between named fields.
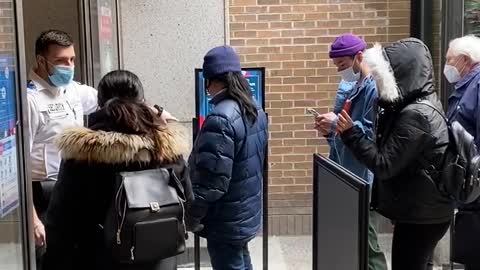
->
xmin=415 ymin=99 xmax=449 ymax=124
xmin=167 ymin=168 xmax=188 ymax=239
xmin=168 ymin=168 xmax=186 ymax=202
xmin=413 ymin=99 xmax=449 ymax=179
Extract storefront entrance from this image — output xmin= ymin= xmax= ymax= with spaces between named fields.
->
xmin=0 ymin=1 xmax=122 ymax=269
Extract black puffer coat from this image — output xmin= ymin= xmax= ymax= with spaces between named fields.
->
xmin=341 ymin=38 xmax=454 ymax=224
xmin=43 ymin=109 xmax=192 ymax=270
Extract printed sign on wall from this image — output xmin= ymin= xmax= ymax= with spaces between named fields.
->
xmin=0 ymin=55 xmax=19 ymax=217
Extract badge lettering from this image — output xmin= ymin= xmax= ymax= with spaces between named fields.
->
xmin=47 ymin=103 xmax=68 ymax=118
xmin=47 ymin=103 xmax=65 ymax=113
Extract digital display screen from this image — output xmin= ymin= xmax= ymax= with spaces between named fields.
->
xmin=313 ymin=154 xmax=369 ymax=270
xmin=195 ymin=68 xmax=265 ymax=128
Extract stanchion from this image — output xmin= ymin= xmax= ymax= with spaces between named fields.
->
xmin=192 ymin=117 xmax=201 ymax=270
xmin=194 ymin=234 xmax=200 ymax=270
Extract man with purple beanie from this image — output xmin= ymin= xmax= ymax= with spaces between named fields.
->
xmin=314 ymin=34 xmax=388 ymax=270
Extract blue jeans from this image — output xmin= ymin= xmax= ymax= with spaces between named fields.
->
xmin=207 ymin=239 xmax=252 ymax=270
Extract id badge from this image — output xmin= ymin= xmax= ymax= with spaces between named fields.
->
xmin=47 ymin=103 xmax=68 ymax=119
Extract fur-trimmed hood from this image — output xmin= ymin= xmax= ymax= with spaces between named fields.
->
xmin=56 ymin=123 xmax=188 ymax=164
xmin=363 ymin=38 xmax=435 ymax=109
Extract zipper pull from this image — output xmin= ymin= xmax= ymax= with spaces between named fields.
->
xmin=130 ymin=246 xmax=135 ymax=261
xmin=116 ymin=230 xmax=121 ymax=244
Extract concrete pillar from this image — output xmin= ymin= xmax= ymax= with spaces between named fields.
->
xmin=119 ymin=0 xmax=228 ymax=141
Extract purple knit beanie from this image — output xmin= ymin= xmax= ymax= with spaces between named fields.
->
xmin=329 ymin=33 xmax=367 ymax=58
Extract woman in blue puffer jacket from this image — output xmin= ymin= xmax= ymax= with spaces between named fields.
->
xmin=187 ymin=45 xmax=268 ymax=270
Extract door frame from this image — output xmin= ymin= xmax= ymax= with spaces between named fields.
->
xmin=440 ymin=0 xmax=464 ymax=108
xmin=79 ymin=0 xmax=122 ymax=87
xmin=12 ymin=0 xmax=35 ymax=269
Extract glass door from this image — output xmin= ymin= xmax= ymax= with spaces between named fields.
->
xmin=85 ymin=0 xmax=121 ymax=87
xmin=465 ymin=0 xmax=480 ymax=35
xmin=0 ymin=0 xmax=31 ymax=269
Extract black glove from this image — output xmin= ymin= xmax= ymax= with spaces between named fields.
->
xmin=185 ymin=199 xmax=208 ymax=233
xmin=186 ymin=218 xmax=204 ymax=233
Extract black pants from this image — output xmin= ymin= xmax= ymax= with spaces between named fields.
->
xmin=391 ymin=221 xmax=451 ymax=270
xmin=32 ymin=181 xmax=56 ymax=270
xmin=32 ymin=181 xmax=56 ymax=216
xmin=453 ymin=210 xmax=480 ymax=268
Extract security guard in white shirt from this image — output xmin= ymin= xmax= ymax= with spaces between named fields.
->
xmin=28 ymin=30 xmax=97 ymax=256
xmin=28 ymin=71 xmax=97 ymax=181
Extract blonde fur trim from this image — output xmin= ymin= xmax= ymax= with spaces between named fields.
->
xmin=56 ymin=123 xmax=188 ymax=164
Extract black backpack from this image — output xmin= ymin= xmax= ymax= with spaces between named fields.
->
xmin=418 ymin=100 xmax=480 ymax=204
xmin=103 ymin=168 xmax=187 ymax=264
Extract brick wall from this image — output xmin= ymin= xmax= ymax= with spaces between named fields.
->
xmin=0 ymin=0 xmax=14 ymax=54
xmin=229 ymin=0 xmax=411 ymax=235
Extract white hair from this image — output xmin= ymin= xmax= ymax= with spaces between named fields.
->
xmin=449 ymin=35 xmax=480 ymax=63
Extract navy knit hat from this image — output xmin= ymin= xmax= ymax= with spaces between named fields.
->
xmin=203 ymin=45 xmax=242 ymax=80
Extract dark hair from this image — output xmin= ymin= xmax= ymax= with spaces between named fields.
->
xmin=35 ymin=30 xmax=74 ymax=56
xmin=98 ymin=70 xmax=162 ymax=136
xmin=212 ymin=72 xmax=258 ymax=123
xmin=98 ymin=70 xmax=144 ymax=107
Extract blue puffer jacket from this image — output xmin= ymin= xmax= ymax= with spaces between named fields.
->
xmin=188 ymin=91 xmax=268 ymax=243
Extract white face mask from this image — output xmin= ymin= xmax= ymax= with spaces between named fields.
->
xmin=443 ymin=64 xmax=461 ymax=83
xmin=339 ymin=66 xmax=361 ymax=82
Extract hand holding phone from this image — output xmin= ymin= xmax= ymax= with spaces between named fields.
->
xmin=309 ymin=108 xmax=327 ymax=135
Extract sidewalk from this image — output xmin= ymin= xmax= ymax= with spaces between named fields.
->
xmin=178 ymin=234 xmax=452 ymax=270
xmin=0 ymin=234 xmax=453 ymax=270
xmin=0 ymin=243 xmax=23 ymax=270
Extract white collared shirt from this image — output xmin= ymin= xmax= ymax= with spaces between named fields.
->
xmin=27 ymin=70 xmax=98 ymax=181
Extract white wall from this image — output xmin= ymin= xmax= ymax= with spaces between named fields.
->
xmin=119 ymin=0 xmax=227 ymax=126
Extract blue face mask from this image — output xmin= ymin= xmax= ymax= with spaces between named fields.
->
xmin=48 ymin=64 xmax=74 ymax=87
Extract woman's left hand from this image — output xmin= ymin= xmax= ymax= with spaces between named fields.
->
xmin=337 ymin=110 xmax=354 ymax=134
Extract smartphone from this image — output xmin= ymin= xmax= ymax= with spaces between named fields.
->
xmin=336 ymin=99 xmax=352 ymax=135
xmin=342 ymin=99 xmax=352 ymax=114
xmin=306 ymin=108 xmax=320 ymax=117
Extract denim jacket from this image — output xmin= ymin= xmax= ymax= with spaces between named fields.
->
xmin=328 ymin=76 xmax=377 ymax=184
